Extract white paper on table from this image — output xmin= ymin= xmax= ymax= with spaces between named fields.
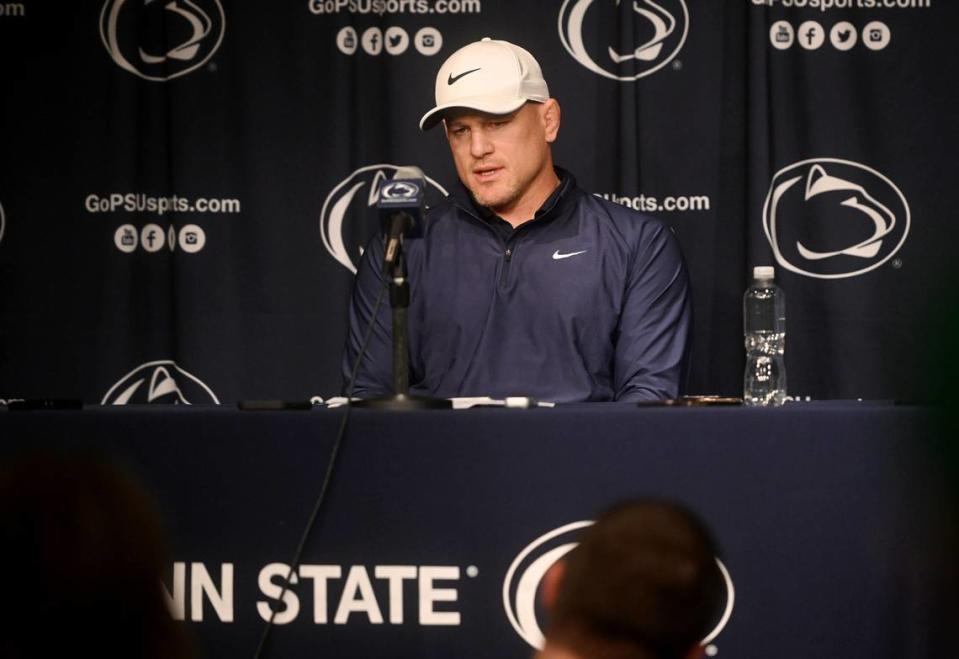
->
xmin=324 ymin=396 xmax=555 ymax=409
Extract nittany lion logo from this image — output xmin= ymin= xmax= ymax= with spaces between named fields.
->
xmin=102 ymin=360 xmax=220 ymax=404
xmin=558 ymin=0 xmax=689 ymax=81
xmin=380 ymin=181 xmax=420 ymax=200
xmin=319 ymin=164 xmax=448 ymax=274
xmin=763 ymin=159 xmax=910 ymax=279
xmin=100 ymin=0 xmax=226 ymax=81
xmin=502 ymin=521 xmax=735 ymax=651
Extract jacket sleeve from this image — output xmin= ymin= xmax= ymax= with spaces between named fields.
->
xmin=341 ymin=236 xmax=394 ymax=397
xmin=613 ymin=223 xmax=692 ymax=402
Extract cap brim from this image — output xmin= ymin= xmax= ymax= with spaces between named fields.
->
xmin=418 ymin=96 xmax=529 ymax=131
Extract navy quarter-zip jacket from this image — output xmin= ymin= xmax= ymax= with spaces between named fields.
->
xmin=343 ymin=171 xmax=692 ymax=402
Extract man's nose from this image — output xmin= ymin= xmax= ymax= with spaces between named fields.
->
xmin=469 ymin=129 xmax=493 ymax=159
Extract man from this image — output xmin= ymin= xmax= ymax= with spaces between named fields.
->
xmin=538 ymin=501 xmax=723 ymax=659
xmin=343 ymin=38 xmax=691 ymax=402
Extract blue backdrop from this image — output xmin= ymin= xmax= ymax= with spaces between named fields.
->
xmin=2 ymin=0 xmax=957 ymax=404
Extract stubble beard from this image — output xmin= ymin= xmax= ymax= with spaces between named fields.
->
xmin=469 ymin=174 xmax=521 ymax=213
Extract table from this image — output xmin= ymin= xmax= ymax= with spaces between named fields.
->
xmin=1 ymin=402 xmax=953 ymax=658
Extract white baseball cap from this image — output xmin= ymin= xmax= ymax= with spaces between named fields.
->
xmin=419 ymin=37 xmax=550 ymax=131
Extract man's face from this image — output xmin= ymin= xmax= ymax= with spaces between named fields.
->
xmin=444 ymin=101 xmax=560 ymax=214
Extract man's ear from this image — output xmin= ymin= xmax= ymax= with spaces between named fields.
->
xmin=540 ymin=560 xmax=566 ymax=611
xmin=541 ymin=99 xmax=561 ymax=143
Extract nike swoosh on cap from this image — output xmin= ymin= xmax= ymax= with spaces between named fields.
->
xmin=447 ymin=68 xmax=481 ymax=85
xmin=552 ymin=249 xmax=588 ymax=260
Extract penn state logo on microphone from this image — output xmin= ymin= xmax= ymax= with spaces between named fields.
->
xmin=380 ymin=180 xmax=421 ymax=201
xmin=503 ymin=521 xmax=735 ymax=651
xmin=319 ymin=164 xmax=448 ymax=274
xmin=100 ymin=0 xmax=226 ymax=81
xmin=763 ymin=158 xmax=910 ymax=279
xmin=559 ymin=0 xmax=689 ymax=81
xmin=102 ymin=360 xmax=220 ymax=404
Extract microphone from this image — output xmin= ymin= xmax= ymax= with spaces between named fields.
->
xmin=377 ymin=166 xmax=426 ymax=270
xmin=352 ymin=166 xmax=452 ymax=409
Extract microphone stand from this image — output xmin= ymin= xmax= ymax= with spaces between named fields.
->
xmin=353 ymin=219 xmax=451 ymax=410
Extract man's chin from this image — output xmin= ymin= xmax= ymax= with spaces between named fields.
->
xmin=470 ymin=187 xmax=515 ymax=212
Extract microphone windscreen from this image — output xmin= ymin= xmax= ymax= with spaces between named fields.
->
xmin=377 ymin=165 xmax=426 ymax=239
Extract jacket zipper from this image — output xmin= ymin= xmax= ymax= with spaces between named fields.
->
xmin=501 ymin=245 xmax=514 ymax=288
xmin=453 ymin=203 xmax=517 ymax=290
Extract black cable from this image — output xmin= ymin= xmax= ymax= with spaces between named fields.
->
xmin=252 ymin=279 xmax=388 ymax=659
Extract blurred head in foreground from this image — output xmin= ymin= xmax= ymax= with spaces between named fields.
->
xmin=0 ymin=454 xmax=193 ymax=659
xmin=538 ymin=500 xmax=723 ymax=659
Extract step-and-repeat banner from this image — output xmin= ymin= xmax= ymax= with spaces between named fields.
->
xmin=1 ymin=1 xmax=956 ymax=403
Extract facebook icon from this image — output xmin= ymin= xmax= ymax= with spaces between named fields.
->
xmin=140 ymin=224 xmax=165 ymax=252
xmin=798 ymin=21 xmax=824 ymax=50
xmin=362 ymin=28 xmax=383 ymax=55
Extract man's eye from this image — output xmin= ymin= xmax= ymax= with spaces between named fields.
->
xmin=451 ymin=127 xmax=468 ymax=136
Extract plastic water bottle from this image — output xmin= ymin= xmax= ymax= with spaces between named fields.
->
xmin=743 ymin=266 xmax=786 ymax=406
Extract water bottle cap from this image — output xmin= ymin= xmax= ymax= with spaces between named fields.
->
xmin=753 ymin=266 xmax=775 ymax=281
